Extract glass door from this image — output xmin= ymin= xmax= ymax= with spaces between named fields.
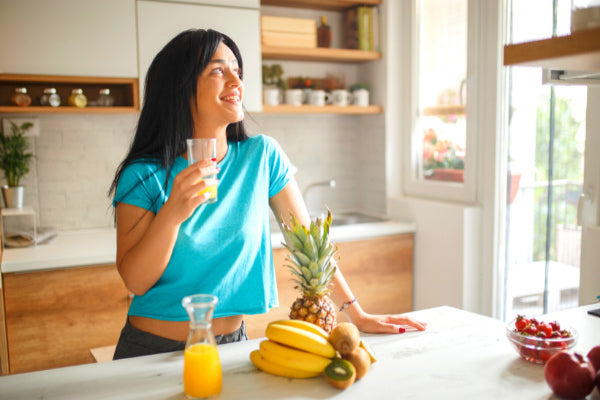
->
xmin=502 ymin=0 xmax=598 ymax=320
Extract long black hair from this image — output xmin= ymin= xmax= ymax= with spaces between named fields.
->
xmin=109 ymin=29 xmax=249 ymax=200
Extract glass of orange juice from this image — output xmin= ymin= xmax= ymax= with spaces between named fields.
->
xmin=186 ymin=138 xmax=218 ymax=203
xmin=182 ymin=294 xmax=222 ymax=399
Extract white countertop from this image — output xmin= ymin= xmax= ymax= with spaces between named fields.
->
xmin=1 ymin=304 xmax=599 ymax=399
xmin=0 ymin=220 xmax=415 ymax=275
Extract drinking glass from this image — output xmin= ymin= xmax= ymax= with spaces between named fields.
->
xmin=186 ymin=138 xmax=217 ymax=203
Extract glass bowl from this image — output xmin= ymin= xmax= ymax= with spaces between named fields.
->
xmin=505 ymin=320 xmax=577 ymax=364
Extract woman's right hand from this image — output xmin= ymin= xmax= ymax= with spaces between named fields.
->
xmin=162 ymin=160 xmax=219 ymax=224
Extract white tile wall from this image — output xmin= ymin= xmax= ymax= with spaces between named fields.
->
xmin=3 ymin=113 xmax=386 ymax=231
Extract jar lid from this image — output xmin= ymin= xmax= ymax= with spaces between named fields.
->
xmin=15 ymin=87 xmax=27 ymax=93
xmin=99 ymin=88 xmax=111 ymax=95
xmin=44 ymin=88 xmax=57 ymax=94
xmin=72 ymin=88 xmax=83 ymax=94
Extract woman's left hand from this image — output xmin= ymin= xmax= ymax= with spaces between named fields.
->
xmin=351 ymin=312 xmax=427 ymax=334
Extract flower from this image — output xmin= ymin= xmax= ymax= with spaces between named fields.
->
xmin=422 ymin=128 xmax=465 ymax=173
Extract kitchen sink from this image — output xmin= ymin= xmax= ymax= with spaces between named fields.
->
xmin=270 ymin=211 xmax=387 ymax=233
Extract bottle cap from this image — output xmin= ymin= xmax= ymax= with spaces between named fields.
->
xmin=99 ymin=88 xmax=111 ymax=95
xmin=321 ymin=16 xmax=327 ymax=24
xmin=15 ymin=87 xmax=27 ymax=93
xmin=44 ymin=88 xmax=57 ymax=94
xmin=72 ymin=88 xmax=83 ymax=94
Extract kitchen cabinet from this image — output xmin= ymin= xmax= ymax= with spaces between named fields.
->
xmin=1 ymin=264 xmax=129 ymax=374
xmin=136 ymin=0 xmax=262 ymax=112
xmin=0 ymin=74 xmax=139 ymax=114
xmin=0 ymin=0 xmax=137 ymax=78
xmin=244 ymin=233 xmax=414 ymax=339
xmin=260 ymin=0 xmax=383 ymax=114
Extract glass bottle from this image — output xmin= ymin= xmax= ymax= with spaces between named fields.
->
xmin=181 ymin=294 xmax=222 ymax=399
xmin=11 ymin=87 xmax=32 ymax=107
xmin=317 ymin=16 xmax=332 ymax=48
xmin=40 ymin=88 xmax=61 ymax=107
xmin=97 ymin=88 xmax=114 ymax=107
xmin=68 ymin=88 xmax=87 ymax=108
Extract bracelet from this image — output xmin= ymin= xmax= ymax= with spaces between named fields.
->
xmin=339 ymin=298 xmax=358 ymax=312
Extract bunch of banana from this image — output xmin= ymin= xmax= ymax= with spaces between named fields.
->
xmin=249 ymin=319 xmax=336 ymax=379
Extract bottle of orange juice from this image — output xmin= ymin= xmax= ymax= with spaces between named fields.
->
xmin=182 ymin=294 xmax=222 ymax=399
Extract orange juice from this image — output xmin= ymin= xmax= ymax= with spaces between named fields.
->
xmin=198 ymin=184 xmax=217 ymax=200
xmin=183 ymin=343 xmax=222 ymax=398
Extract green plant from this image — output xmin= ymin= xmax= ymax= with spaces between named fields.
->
xmin=0 ymin=121 xmax=34 ymax=187
xmin=262 ymin=64 xmax=286 ymax=90
xmin=349 ymin=83 xmax=370 ymax=92
xmin=422 ymin=128 xmax=465 ymax=173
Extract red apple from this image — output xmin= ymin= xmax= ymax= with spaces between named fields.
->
xmin=544 ymin=351 xmax=596 ymax=399
xmin=587 ymin=345 xmax=600 ymax=372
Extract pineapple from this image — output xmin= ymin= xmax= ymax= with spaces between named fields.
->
xmin=280 ymin=211 xmax=338 ymax=333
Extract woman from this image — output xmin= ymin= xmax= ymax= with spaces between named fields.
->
xmin=109 ymin=29 xmax=426 ymax=359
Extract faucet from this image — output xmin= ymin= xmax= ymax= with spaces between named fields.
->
xmin=302 ymin=180 xmax=336 ymax=213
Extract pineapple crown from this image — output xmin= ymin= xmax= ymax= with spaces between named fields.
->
xmin=280 ymin=210 xmax=338 ymax=297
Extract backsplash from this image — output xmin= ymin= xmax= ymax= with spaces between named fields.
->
xmin=4 ymin=112 xmax=386 ymax=231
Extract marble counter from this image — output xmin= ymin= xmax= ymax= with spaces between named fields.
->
xmin=1 ymin=304 xmax=599 ymax=400
xmin=0 ymin=220 xmax=415 ymax=274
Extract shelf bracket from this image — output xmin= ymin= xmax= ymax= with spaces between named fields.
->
xmin=542 ymin=69 xmax=600 ymax=85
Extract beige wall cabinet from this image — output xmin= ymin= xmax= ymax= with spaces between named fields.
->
xmin=136 ymin=0 xmax=262 ymax=112
xmin=245 ymin=234 xmax=414 ymax=339
xmin=1 ymin=264 xmax=129 ymax=374
xmin=0 ymin=0 xmax=137 ymax=77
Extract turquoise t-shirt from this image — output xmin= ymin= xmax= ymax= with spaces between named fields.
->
xmin=113 ymin=134 xmax=296 ymax=320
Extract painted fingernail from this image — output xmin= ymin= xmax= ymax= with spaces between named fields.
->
xmin=398 ymin=327 xmax=406 ymax=334
xmin=211 ymin=158 xmax=217 ymax=162
xmin=215 ymin=166 xmax=221 ymax=172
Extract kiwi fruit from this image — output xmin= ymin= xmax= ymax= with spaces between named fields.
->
xmin=329 ymin=322 xmax=360 ymax=355
xmin=325 ymin=359 xmax=356 ymax=389
xmin=343 ymin=347 xmax=371 ymax=380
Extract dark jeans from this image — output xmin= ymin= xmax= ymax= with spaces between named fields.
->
xmin=113 ymin=319 xmax=248 ymax=360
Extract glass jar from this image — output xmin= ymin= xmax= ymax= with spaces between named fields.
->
xmin=97 ymin=88 xmax=114 ymax=107
xmin=68 ymin=88 xmax=87 ymax=108
xmin=40 ymin=88 xmax=61 ymax=107
xmin=11 ymin=87 xmax=32 ymax=107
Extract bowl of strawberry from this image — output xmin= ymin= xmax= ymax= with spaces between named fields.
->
xmin=506 ymin=315 xmax=577 ymax=364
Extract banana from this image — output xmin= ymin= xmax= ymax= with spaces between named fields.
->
xmin=250 ymin=350 xmax=321 ymax=379
xmin=266 ymin=323 xmax=336 ymax=358
xmin=259 ymin=340 xmax=331 ymax=373
xmin=267 ymin=319 xmax=329 ymax=340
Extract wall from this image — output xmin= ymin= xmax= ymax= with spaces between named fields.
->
xmin=2 ymin=112 xmax=386 ymax=232
xmin=4 ymin=114 xmax=137 ymax=230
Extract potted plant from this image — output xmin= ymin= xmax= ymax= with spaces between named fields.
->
xmin=422 ymin=128 xmax=465 ymax=182
xmin=262 ymin=64 xmax=286 ymax=106
xmin=0 ymin=121 xmax=34 ymax=208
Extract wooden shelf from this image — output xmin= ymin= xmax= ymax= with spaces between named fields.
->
xmin=262 ymin=46 xmax=381 ymax=63
xmin=259 ymin=104 xmax=383 ymax=114
xmin=503 ymin=27 xmax=600 ymax=71
xmin=0 ymin=74 xmax=139 ymax=114
xmin=422 ymin=105 xmax=466 ymax=117
xmin=261 ymin=0 xmax=381 ymax=11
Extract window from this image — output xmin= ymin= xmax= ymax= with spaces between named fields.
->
xmin=502 ymin=0 xmax=587 ymax=319
xmin=405 ymin=0 xmax=476 ymax=203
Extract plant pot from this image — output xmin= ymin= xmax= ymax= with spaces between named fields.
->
xmin=507 ymin=172 xmax=522 ymax=204
xmin=425 ymin=168 xmax=464 ymax=183
xmin=2 ymin=185 xmax=25 ymax=208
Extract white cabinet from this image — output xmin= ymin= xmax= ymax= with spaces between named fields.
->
xmin=0 ymin=0 xmax=137 ymax=77
xmin=136 ymin=0 xmax=261 ymax=112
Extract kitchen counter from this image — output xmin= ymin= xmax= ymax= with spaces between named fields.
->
xmin=1 ymin=304 xmax=599 ymax=399
xmin=0 ymin=220 xmax=416 ymax=274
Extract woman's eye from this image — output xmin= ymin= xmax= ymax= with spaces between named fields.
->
xmin=212 ymin=67 xmax=224 ymax=74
